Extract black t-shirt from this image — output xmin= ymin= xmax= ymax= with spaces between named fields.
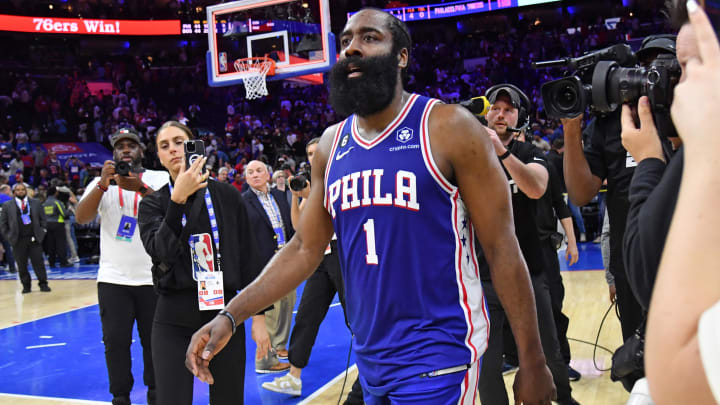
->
xmin=478 ymin=139 xmax=548 ymax=280
xmin=546 ymin=149 xmax=564 ymax=191
xmin=536 ymin=162 xmax=571 ymax=241
xmin=582 ymin=111 xmax=635 ymax=279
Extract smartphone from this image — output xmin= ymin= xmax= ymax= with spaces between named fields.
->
xmin=184 ymin=140 xmax=207 ymax=174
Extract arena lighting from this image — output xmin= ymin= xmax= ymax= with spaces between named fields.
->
xmin=0 ymin=14 xmax=181 ymax=35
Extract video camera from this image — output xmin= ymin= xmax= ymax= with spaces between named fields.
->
xmin=533 ymin=43 xmax=681 ymax=120
xmin=289 ymin=167 xmax=311 ymax=192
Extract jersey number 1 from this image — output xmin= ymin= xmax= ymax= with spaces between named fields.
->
xmin=363 ymin=218 xmax=379 ymax=265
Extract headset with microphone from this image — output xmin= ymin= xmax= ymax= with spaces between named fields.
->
xmin=484 ymin=83 xmax=531 ymax=133
xmin=460 ymin=84 xmax=532 ymax=133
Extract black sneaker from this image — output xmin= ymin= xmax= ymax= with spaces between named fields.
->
xmin=21 ymin=287 xmax=31 ymax=294
xmin=39 ymin=285 xmax=51 ymax=292
xmin=567 ymin=365 xmax=581 ymax=381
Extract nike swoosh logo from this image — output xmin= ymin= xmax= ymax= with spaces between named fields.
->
xmin=533 ymin=157 xmax=544 ymax=162
xmin=335 ymin=146 xmax=354 ymax=161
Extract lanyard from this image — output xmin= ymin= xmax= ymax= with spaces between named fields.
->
xmin=118 ymin=188 xmax=140 ymax=217
xmin=168 ymin=183 xmax=221 ymax=271
xmin=118 ymin=173 xmax=143 ymax=217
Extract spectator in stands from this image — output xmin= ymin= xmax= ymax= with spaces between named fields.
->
xmin=216 ymin=167 xmax=229 ymax=183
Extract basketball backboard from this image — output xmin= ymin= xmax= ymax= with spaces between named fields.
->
xmin=206 ymin=0 xmax=334 ymax=87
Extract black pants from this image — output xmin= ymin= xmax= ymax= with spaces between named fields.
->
xmin=541 ymin=238 xmax=572 ymax=364
xmin=45 ymin=222 xmax=67 ymax=266
xmin=613 ymin=269 xmax=644 ymax=342
xmin=153 ymin=291 xmax=246 ymax=405
xmin=287 ymin=245 xmax=363 ymax=404
xmin=98 ymin=283 xmax=157 ymax=398
xmin=479 ymin=274 xmax=573 ymax=404
xmin=288 ymin=248 xmax=347 ymax=368
xmin=14 ymin=236 xmax=48 ymax=289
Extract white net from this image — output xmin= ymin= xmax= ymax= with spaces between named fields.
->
xmin=234 ymin=58 xmax=274 ymax=100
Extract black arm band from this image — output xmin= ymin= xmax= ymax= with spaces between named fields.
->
xmin=218 ymin=310 xmax=237 ymax=335
xmin=499 ymin=150 xmax=512 ymax=160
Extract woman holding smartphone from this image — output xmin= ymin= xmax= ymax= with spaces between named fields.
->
xmin=138 ymin=120 xmax=271 ymax=405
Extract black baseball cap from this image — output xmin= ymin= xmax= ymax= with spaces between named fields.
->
xmin=110 ymin=128 xmax=145 ymax=150
xmin=486 ymin=86 xmax=522 ymax=109
xmin=636 ymin=34 xmax=677 ymax=59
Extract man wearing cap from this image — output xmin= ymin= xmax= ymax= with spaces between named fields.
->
xmin=0 ymin=182 xmax=51 ymax=293
xmin=76 ymin=128 xmax=168 ymax=405
xmin=562 ymin=36 xmax=677 ymax=345
xmin=476 ymin=84 xmax=580 ymax=405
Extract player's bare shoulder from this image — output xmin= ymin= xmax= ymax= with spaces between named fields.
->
xmin=313 ymin=123 xmax=343 ymax=176
xmin=427 ymin=103 xmax=494 ymax=180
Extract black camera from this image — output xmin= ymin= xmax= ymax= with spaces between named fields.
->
xmin=289 ymin=169 xmax=310 ymax=192
xmin=533 ymin=44 xmax=681 ymax=119
xmin=114 ymin=160 xmax=131 ymax=176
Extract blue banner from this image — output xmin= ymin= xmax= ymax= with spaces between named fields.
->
xmin=42 ymin=142 xmax=113 ymax=168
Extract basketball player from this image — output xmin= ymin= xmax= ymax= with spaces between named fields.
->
xmin=187 ymin=9 xmax=555 ymax=404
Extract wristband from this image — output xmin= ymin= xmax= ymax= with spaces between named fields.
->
xmin=97 ymin=183 xmax=108 ymax=192
xmin=218 ymin=309 xmax=237 ymax=335
xmin=498 ymin=150 xmax=512 ymax=161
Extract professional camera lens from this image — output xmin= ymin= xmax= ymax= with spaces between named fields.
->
xmin=556 ymin=85 xmax=579 ymax=111
xmin=289 ymin=174 xmax=308 ymax=192
xmin=115 ymin=160 xmax=131 ymax=176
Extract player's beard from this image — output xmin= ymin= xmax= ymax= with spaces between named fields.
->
xmin=328 ymin=51 xmax=399 ymax=118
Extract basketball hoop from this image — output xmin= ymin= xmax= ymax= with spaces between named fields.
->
xmin=233 ymin=57 xmax=276 ymax=100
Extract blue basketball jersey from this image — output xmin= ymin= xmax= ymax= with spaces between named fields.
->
xmin=324 ymin=94 xmax=489 ymax=391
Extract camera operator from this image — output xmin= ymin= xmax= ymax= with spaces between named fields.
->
xmin=262 ymin=138 xmax=363 ymax=404
xmin=620 ymin=37 xmax=687 ymax=311
xmin=476 ymin=84 xmax=579 ymax=405
xmin=76 ymin=128 xmax=168 ymax=405
xmin=561 ymin=37 xmax=679 ymax=343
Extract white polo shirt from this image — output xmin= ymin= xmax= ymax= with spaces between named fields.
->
xmin=82 ymin=170 xmax=169 ymax=286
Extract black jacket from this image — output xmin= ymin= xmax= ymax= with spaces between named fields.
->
xmin=138 ymin=180 xmax=263 ymax=296
xmin=623 ymin=148 xmax=683 ymax=310
xmin=0 ymin=197 xmax=47 ymax=245
xmin=242 ymin=187 xmax=295 ymax=265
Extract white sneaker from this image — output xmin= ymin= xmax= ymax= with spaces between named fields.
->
xmin=70 ymin=256 xmax=80 ymax=263
xmin=261 ymin=373 xmax=301 ymax=396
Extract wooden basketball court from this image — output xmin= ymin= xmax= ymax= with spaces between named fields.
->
xmin=0 ymin=267 xmax=630 ymax=405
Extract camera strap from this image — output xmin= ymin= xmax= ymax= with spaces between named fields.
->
xmin=118 ymin=172 xmax=143 ymax=217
